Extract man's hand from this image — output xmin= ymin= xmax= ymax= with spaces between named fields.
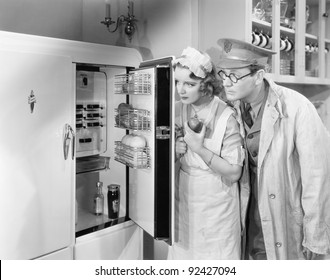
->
xmin=303 ymin=247 xmax=319 ymax=260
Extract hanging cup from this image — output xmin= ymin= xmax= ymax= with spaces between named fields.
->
xmin=259 ymin=32 xmax=268 ymax=48
xmin=284 ymin=38 xmax=293 ymax=52
xmin=280 ymin=38 xmax=286 ymax=51
xmin=253 ymin=31 xmax=261 ymax=46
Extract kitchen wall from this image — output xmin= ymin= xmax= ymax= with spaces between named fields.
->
xmin=0 ymin=0 xmax=198 ymax=60
xmin=0 ymin=0 xmax=83 ymax=40
xmin=81 ymin=0 xmax=198 ymax=59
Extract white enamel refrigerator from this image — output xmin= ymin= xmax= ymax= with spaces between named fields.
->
xmin=0 ymin=49 xmax=74 ymax=259
xmin=0 ymin=31 xmax=175 ymax=260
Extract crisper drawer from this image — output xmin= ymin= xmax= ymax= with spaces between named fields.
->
xmin=74 ymin=221 xmax=142 ymax=260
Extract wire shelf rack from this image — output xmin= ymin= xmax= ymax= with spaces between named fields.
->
xmin=114 ymin=73 xmax=152 ymax=95
xmin=114 ymin=141 xmax=150 ymax=169
xmin=114 ymin=108 xmax=151 ymax=131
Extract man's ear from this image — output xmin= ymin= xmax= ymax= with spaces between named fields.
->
xmin=255 ymin=69 xmax=265 ymax=85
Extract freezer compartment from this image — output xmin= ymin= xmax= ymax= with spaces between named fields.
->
xmin=76 ymin=156 xmax=110 ymax=174
xmin=114 ymin=141 xmax=150 ymax=169
xmin=114 ymin=107 xmax=151 ymax=131
xmin=115 ymin=73 xmax=152 ymax=95
xmin=76 ymin=69 xmax=107 ymax=157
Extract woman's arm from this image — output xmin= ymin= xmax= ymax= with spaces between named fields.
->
xmin=183 ymin=122 xmax=242 ymax=182
xmin=197 ymin=146 xmax=242 ymax=182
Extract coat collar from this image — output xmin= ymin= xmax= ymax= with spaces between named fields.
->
xmin=258 ymin=77 xmax=285 ymax=173
xmin=264 ymin=77 xmax=285 ymax=119
xmin=230 ymin=77 xmax=285 ymax=117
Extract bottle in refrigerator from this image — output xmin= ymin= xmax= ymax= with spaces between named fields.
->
xmin=107 ymin=184 xmax=120 ymax=220
xmin=93 ymin=181 xmax=104 ymax=215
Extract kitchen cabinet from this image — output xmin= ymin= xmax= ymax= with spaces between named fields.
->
xmin=199 ymin=0 xmax=330 ymax=84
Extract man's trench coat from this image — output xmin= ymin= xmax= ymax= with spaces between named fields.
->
xmin=233 ymin=77 xmax=330 ymax=260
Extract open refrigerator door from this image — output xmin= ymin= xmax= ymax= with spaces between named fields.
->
xmin=113 ymin=57 xmax=175 ymax=245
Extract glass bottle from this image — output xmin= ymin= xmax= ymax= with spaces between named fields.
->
xmin=93 ymin=181 xmax=104 ymax=215
xmin=107 ymin=184 xmax=120 ymax=220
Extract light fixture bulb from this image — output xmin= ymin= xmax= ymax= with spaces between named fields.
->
xmin=125 ymin=21 xmax=135 ymax=36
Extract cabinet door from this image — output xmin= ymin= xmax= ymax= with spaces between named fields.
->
xmin=0 ymin=50 xmax=74 ymax=259
xmin=250 ymin=0 xmax=330 ymax=83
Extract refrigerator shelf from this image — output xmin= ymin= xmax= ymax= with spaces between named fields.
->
xmin=75 ymin=207 xmax=128 ymax=237
xmin=114 ymin=73 xmax=152 ymax=95
xmin=114 ymin=141 xmax=150 ymax=169
xmin=114 ymin=108 xmax=151 ymax=131
xmin=76 ymin=156 xmax=110 ymax=174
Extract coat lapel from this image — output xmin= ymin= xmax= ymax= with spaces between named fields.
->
xmin=258 ymin=86 xmax=282 ymax=172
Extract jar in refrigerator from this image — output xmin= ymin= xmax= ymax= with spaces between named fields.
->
xmin=93 ymin=181 xmax=104 ymax=215
xmin=107 ymin=184 xmax=120 ymax=220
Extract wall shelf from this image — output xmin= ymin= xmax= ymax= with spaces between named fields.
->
xmin=305 ymin=33 xmax=318 ymax=40
xmin=252 ymin=18 xmax=272 ymax=28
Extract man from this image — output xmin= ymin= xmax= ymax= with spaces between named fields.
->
xmin=217 ymin=38 xmax=330 ymax=260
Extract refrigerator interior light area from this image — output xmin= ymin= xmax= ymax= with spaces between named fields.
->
xmin=75 ymin=57 xmax=175 ymax=248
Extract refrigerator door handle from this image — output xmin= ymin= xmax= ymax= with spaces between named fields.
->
xmin=156 ymin=126 xmax=171 ymax=140
xmin=63 ymin=124 xmax=75 ymax=160
xmin=69 ymin=125 xmax=75 ymax=160
xmin=63 ymin=124 xmax=70 ymax=160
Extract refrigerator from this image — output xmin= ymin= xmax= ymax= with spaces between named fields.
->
xmin=0 ymin=31 xmax=175 ymax=260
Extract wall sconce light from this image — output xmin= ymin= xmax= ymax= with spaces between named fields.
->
xmin=101 ymin=0 xmax=137 ymax=42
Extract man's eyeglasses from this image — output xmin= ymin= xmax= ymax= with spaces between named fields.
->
xmin=217 ymin=70 xmax=255 ymax=84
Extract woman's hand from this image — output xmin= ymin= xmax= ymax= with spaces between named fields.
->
xmin=183 ymin=122 xmax=206 ymax=154
xmin=176 ymin=137 xmax=187 ymax=157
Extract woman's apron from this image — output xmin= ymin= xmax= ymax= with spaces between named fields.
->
xmin=168 ymin=98 xmax=241 ymax=260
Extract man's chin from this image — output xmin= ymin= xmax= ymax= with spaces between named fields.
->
xmin=225 ymin=94 xmax=239 ymax=102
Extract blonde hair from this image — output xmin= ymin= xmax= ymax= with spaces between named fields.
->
xmin=174 ymin=63 xmax=223 ymax=97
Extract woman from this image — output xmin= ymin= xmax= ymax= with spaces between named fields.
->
xmin=167 ymin=47 xmax=245 ymax=260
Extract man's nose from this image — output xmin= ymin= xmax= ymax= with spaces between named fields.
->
xmin=223 ymin=76 xmax=233 ymax=87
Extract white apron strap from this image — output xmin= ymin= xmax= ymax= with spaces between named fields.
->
xmin=212 ymin=106 xmax=234 ymax=155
